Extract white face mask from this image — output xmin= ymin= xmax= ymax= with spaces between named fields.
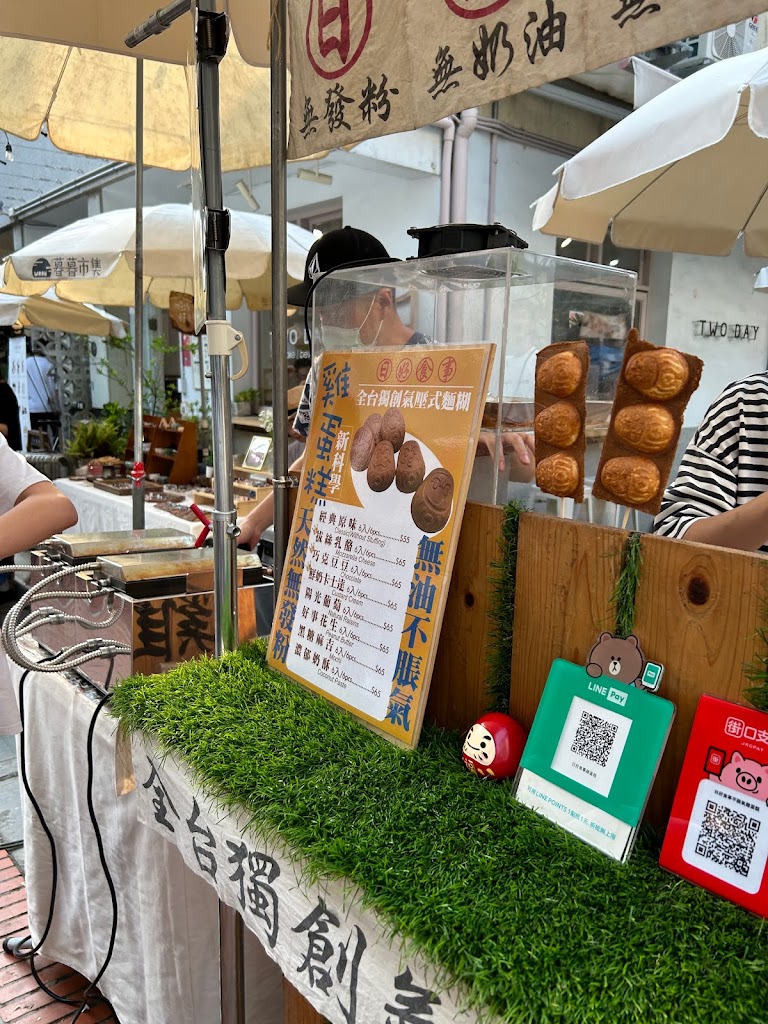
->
xmin=320 ymin=295 xmax=383 ymax=350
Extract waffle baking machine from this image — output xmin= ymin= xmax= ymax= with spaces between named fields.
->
xmin=29 ymin=530 xmax=272 ymax=690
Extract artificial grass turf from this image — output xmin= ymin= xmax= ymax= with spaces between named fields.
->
xmin=485 ymin=500 xmax=524 ymax=713
xmin=611 ymin=531 xmax=643 ymax=638
xmin=111 ymin=640 xmax=768 ymax=1024
xmin=744 ymin=588 xmax=768 ymax=711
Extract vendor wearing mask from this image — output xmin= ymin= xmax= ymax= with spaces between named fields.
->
xmin=238 ymin=226 xmax=534 ymax=551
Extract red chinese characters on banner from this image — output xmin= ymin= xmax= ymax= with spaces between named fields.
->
xmin=396 ymin=357 xmax=412 ymax=382
xmin=181 ymin=335 xmax=194 ymax=368
xmin=306 ymin=0 xmax=374 ymax=80
xmin=438 ymin=356 xmax=457 ymax=383
xmin=377 ymin=358 xmax=393 ymax=382
xmin=660 ymin=695 xmax=768 ymax=917
xmin=443 ymin=0 xmax=512 ymax=18
xmin=416 ymin=357 xmax=434 ymax=383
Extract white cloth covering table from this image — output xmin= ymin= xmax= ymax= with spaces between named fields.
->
xmin=8 ymin=642 xmax=282 ymax=1024
xmin=8 ymin=639 xmax=480 ymax=1024
xmin=53 ymin=478 xmax=206 ymax=540
xmin=125 ymin=739 xmax=480 ymax=1024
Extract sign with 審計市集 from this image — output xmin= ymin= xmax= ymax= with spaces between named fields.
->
xmin=268 ymin=344 xmax=493 ymax=749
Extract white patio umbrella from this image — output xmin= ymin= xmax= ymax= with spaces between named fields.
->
xmin=0 ymin=288 xmax=126 ymax=337
xmin=532 ymin=49 xmax=768 ymax=258
xmin=1 ymin=204 xmax=314 ymax=310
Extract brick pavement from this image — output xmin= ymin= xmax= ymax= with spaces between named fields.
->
xmin=0 ymin=852 xmax=118 ymax=1024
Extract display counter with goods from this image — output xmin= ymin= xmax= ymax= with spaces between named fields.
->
xmin=307 ymin=244 xmax=637 ymax=511
xmin=10 ymin=242 xmax=767 ymax=1024
xmin=103 ymin=516 xmax=768 ymax=1024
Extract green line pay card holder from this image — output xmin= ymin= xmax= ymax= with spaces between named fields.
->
xmin=512 ymin=659 xmax=675 ymax=862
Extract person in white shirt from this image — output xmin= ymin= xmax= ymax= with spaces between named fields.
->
xmin=0 ymin=433 xmax=78 ymax=730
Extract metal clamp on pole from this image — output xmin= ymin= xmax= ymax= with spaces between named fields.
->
xmin=212 ymin=508 xmax=241 ymax=541
xmin=197 ymin=8 xmax=229 ymax=61
xmin=269 ymin=475 xmax=300 ymax=489
xmin=206 ymin=207 xmax=231 ymax=252
xmin=206 ymin=320 xmax=249 ymax=381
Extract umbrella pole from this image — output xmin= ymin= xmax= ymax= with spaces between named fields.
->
xmin=197 ymin=1 xmax=237 ymax=657
xmin=126 ymin=9 xmax=243 ymax=1024
xmin=196 ymin=9 xmax=244 ymax=1018
xmin=132 ymin=58 xmax=146 ymax=530
xmin=270 ymin=0 xmax=290 ymax=593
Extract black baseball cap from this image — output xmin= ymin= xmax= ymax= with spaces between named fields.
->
xmin=287 ymin=226 xmax=392 ymax=307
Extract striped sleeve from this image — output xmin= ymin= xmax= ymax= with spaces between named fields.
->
xmin=653 ymin=443 xmax=738 ymax=540
xmin=653 ymin=384 xmax=744 ymax=541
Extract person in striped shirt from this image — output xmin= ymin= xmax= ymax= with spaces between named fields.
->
xmin=654 ymin=373 xmax=768 ymax=552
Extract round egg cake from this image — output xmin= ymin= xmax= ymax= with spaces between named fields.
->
xmin=624 ymin=349 xmax=689 ymax=401
xmin=534 ymin=401 xmax=581 ymax=448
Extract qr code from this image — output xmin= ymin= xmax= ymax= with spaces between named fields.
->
xmin=570 ymin=710 xmax=618 ymax=768
xmin=694 ymin=799 xmax=761 ymax=878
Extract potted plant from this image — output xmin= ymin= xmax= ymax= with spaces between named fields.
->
xmin=66 ymin=418 xmax=127 ymax=465
xmin=233 ymin=387 xmax=259 ymax=416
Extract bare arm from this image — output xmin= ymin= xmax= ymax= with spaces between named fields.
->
xmin=0 ymin=481 xmax=78 ymax=560
xmin=680 ymin=491 xmax=768 ymax=552
xmin=238 ymin=453 xmax=306 ymax=550
xmin=0 ymin=424 xmax=8 ymax=439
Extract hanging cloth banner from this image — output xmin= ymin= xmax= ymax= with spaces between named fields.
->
xmin=286 ymin=1 xmax=761 ymax=157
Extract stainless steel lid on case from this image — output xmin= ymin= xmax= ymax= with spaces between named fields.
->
xmin=46 ymin=529 xmax=196 ymax=562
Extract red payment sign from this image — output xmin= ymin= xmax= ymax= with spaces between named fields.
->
xmin=660 ymin=695 xmax=768 ymax=916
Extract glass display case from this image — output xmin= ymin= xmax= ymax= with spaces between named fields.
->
xmin=309 ymin=246 xmax=636 ymax=507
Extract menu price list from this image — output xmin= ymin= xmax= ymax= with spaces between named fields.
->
xmin=285 ymin=501 xmax=417 ymax=720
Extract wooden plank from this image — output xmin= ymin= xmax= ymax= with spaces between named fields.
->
xmin=282 ymin=978 xmax=329 ymax=1024
xmin=509 ymin=514 xmax=768 ymax=828
xmin=427 ymin=502 xmax=506 ymax=732
xmin=509 ymin=513 xmax=628 ymax=731
xmin=634 ymin=534 xmax=768 ymax=825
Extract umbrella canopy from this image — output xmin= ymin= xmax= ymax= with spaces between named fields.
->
xmin=0 ymin=35 xmax=272 ymax=172
xmin=532 ymin=49 xmax=768 ymax=257
xmin=0 ymin=288 xmax=126 ymax=336
xmin=0 ymin=1 xmax=269 ymax=65
xmin=755 ymin=266 xmax=768 ymax=291
xmin=1 ymin=204 xmax=315 ymax=310
xmin=0 ymin=2 xmax=761 ymax=160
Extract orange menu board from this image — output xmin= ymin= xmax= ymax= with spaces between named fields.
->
xmin=268 ymin=344 xmax=494 ymax=748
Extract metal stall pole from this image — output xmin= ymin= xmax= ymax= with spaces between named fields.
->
xmin=127 ymin=6 xmax=244 ymax=1024
xmin=131 ymin=58 xmax=146 ymax=530
xmin=270 ymin=0 xmax=290 ymax=593
xmin=195 ymin=0 xmax=239 ymax=656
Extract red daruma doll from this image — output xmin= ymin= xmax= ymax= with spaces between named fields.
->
xmin=462 ymin=712 xmax=527 ymax=780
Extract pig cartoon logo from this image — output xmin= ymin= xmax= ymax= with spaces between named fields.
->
xmin=710 ymin=751 xmax=768 ymax=805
